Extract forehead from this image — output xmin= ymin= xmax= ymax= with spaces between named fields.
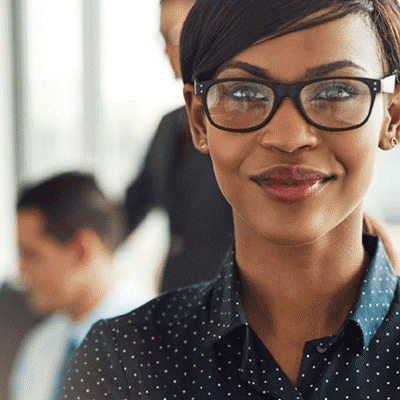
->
xmin=18 ymin=209 xmax=44 ymax=230
xmin=17 ymin=209 xmax=48 ymax=243
xmin=221 ymin=14 xmax=383 ymax=81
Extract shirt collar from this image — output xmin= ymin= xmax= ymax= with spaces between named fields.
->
xmin=204 ymin=234 xmax=399 ymax=351
xmin=349 ymin=234 xmax=398 ymax=349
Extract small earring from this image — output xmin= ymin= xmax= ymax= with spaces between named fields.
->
xmin=391 ymin=137 xmax=399 ymax=148
xmin=200 ymin=140 xmax=208 ymax=150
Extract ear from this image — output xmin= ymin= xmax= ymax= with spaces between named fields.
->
xmin=379 ymin=84 xmax=400 ymax=151
xmin=71 ymin=229 xmax=95 ymax=268
xmin=183 ymin=83 xmax=209 ymax=153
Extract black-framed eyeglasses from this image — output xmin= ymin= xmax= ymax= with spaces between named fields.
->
xmin=194 ymin=74 xmax=397 ymax=132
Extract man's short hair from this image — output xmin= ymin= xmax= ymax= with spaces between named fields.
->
xmin=17 ymin=172 xmax=126 ymax=253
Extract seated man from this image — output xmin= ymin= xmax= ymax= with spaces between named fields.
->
xmin=10 ymin=172 xmax=144 ymax=400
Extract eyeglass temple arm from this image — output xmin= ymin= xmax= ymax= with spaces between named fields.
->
xmin=194 ymin=79 xmax=202 ymax=95
xmin=381 ymin=72 xmax=398 ymax=93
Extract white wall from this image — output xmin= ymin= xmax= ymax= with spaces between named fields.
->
xmin=0 ymin=0 xmax=18 ymax=281
xmin=20 ymin=0 xmax=184 ymax=200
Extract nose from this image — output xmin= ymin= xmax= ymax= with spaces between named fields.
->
xmin=258 ymin=98 xmax=319 ymax=154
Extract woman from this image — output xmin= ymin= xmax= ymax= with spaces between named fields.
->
xmin=63 ymin=0 xmax=400 ymax=398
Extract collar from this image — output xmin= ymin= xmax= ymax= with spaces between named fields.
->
xmin=349 ymin=234 xmax=398 ymax=350
xmin=204 ymin=235 xmax=399 ymax=352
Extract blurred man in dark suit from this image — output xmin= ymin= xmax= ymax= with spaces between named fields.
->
xmin=124 ymin=0 xmax=234 ymax=293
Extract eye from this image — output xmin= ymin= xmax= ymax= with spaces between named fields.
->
xmin=227 ymin=84 xmax=269 ymax=101
xmin=310 ymin=83 xmax=359 ymax=102
xmin=232 ymin=86 xmax=265 ymax=100
xmin=207 ymin=80 xmax=274 ymax=112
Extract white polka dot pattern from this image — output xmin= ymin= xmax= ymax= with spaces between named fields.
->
xmin=62 ymin=235 xmax=400 ymax=399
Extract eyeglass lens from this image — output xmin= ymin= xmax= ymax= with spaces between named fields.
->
xmin=206 ymin=79 xmax=372 ymax=130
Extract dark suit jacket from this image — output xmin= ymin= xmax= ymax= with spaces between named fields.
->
xmin=0 ymin=282 xmax=45 ymax=400
xmin=124 ymin=107 xmax=234 ymax=293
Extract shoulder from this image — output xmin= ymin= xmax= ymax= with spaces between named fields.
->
xmin=147 ymin=106 xmax=186 ymax=154
xmin=79 ymin=279 xmax=218 ymax=355
xmin=105 ymin=280 xmax=216 ymax=337
xmin=154 ymin=106 xmax=186 ymax=134
xmin=160 ymin=106 xmax=186 ymax=123
xmin=63 ymin=281 xmax=217 ymax=397
xmin=102 ymin=247 xmax=236 ymax=341
xmin=0 ymin=283 xmax=43 ymax=329
xmin=0 ymin=282 xmax=25 ymax=311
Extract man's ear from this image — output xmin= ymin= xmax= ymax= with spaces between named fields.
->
xmin=183 ymin=83 xmax=209 ymax=153
xmin=71 ymin=229 xmax=98 ymax=268
xmin=380 ymin=84 xmax=400 ymax=151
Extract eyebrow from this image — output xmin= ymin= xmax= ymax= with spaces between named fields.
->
xmin=215 ymin=60 xmax=368 ymax=80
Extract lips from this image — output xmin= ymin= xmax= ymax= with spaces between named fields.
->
xmin=251 ymin=166 xmax=333 ymax=203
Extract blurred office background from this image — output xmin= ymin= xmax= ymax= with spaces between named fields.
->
xmin=0 ymin=0 xmax=182 ymax=299
xmin=0 ymin=0 xmax=400 ymax=294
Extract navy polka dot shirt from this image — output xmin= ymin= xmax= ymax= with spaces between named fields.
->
xmin=62 ymin=234 xmax=400 ymax=399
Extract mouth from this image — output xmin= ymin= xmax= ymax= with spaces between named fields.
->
xmin=250 ymin=165 xmax=334 ymax=203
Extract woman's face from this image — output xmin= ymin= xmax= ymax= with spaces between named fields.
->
xmin=185 ymin=14 xmax=400 ymax=245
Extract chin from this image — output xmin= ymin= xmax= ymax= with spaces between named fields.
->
xmin=256 ymin=216 xmax=334 ymax=247
xmin=263 ymin=230 xmax=326 ymax=247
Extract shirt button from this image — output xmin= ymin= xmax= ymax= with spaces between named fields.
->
xmin=316 ymin=345 xmax=328 ymax=354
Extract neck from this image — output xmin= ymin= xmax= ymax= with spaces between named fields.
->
xmin=66 ymin=285 xmax=110 ymax=323
xmin=65 ymin=257 xmax=116 ymax=323
xmin=236 ymin=208 xmax=368 ymax=341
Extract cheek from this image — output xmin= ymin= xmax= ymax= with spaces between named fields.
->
xmin=207 ymin=130 xmax=253 ymax=201
xmin=352 ymin=110 xmax=384 ymax=180
xmin=44 ymin=265 xmax=64 ymax=294
xmin=331 ymin=114 xmax=382 ymax=202
xmin=41 ymin=251 xmax=69 ymax=291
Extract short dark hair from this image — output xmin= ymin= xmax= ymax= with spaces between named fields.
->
xmin=181 ymin=0 xmax=400 ymax=83
xmin=17 ymin=172 xmax=126 ymax=253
